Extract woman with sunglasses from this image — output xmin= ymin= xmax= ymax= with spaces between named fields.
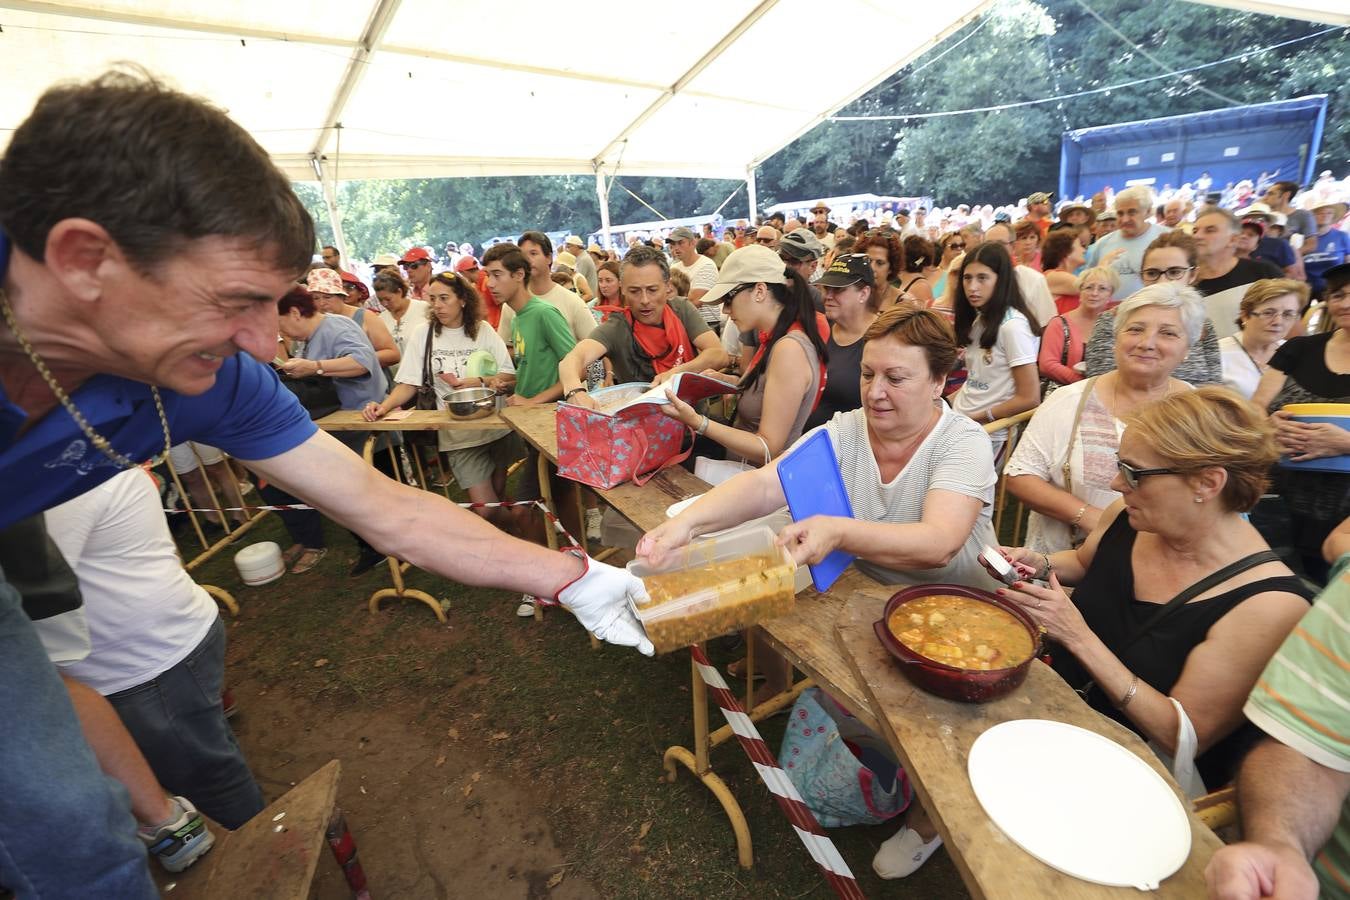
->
xmin=658 ymin=245 xmax=828 ymax=466
xmin=1007 ymin=282 xmax=1200 ymax=553
xmin=1251 ymin=262 xmax=1350 ymax=584
xmin=1219 ymin=279 xmax=1308 ymax=399
xmin=930 ymin=232 xmax=965 ymax=300
xmin=804 ymin=254 xmax=879 ymax=431
xmin=1083 ymin=231 xmax=1224 ymax=386
xmin=996 ymin=388 xmax=1312 ymax=793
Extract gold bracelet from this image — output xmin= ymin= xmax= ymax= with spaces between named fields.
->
xmin=1070 ymin=505 xmax=1088 ymax=528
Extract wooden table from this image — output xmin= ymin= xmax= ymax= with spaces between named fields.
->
xmin=499 ymin=402 xmax=1218 ymax=893
xmin=316 ymin=409 xmax=510 ymax=621
xmin=315 ymin=408 xmax=504 ymax=431
xmin=835 ymin=595 xmax=1219 ymax=898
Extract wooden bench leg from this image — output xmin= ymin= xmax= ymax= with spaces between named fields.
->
xmin=325 ymin=808 xmax=372 ymax=900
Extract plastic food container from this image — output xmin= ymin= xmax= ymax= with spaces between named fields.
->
xmin=234 ymin=542 xmax=284 ymax=586
xmin=1279 ymin=403 xmax=1350 ymax=473
xmin=627 ymin=525 xmax=797 ymax=654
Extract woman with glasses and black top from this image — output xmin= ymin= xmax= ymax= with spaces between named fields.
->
xmin=1084 ymin=231 xmax=1224 ymax=386
xmin=995 ymin=388 xmax=1313 ymax=794
xmin=1219 ymin=279 xmax=1308 ymax=399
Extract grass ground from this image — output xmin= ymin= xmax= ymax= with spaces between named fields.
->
xmin=187 ymin=498 xmax=976 ymax=899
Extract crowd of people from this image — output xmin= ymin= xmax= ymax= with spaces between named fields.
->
xmin=1 ymin=66 xmax=1348 ymax=900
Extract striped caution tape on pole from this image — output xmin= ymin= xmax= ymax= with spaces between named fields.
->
xmin=688 ymin=644 xmax=865 ymax=900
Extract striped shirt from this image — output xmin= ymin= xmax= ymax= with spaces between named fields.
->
xmin=1244 ymin=554 xmax=1350 ymax=898
xmin=816 ymin=405 xmax=1002 ymax=591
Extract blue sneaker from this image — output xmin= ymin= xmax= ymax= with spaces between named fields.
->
xmin=139 ymin=796 xmax=215 ymax=873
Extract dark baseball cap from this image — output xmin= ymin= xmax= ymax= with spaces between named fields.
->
xmin=817 ymin=253 xmax=876 ymax=288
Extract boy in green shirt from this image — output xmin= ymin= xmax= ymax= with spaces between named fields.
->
xmin=483 ymin=242 xmax=575 ymax=405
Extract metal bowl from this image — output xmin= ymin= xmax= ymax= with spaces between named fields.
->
xmin=873 ymin=583 xmax=1043 ymax=703
xmin=445 ymin=386 xmax=496 ymax=420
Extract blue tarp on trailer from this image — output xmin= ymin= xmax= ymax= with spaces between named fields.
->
xmin=1059 ymin=95 xmax=1328 ymax=200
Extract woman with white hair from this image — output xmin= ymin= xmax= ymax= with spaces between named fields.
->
xmin=1006 ymin=280 xmax=1203 ymax=553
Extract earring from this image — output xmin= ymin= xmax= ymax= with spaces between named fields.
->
xmin=1194 ymin=496 xmax=1203 ymax=504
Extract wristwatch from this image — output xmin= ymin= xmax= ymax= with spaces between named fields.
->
xmin=315 ymin=362 xmax=326 ymax=376
xmin=564 ymin=387 xmax=588 ymax=400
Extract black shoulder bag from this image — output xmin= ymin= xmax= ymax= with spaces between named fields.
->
xmin=414 ymin=323 xmax=439 ymax=411
xmin=1077 ymin=550 xmax=1280 ymax=700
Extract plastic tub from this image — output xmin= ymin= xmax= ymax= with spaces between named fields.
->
xmin=628 ymin=525 xmax=797 ymax=654
xmin=1279 ymin=403 xmax=1350 ymax=473
xmin=234 ymin=542 xmax=284 ymax=586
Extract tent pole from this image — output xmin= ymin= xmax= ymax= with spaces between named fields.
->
xmin=311 ymin=156 xmax=351 ymax=266
xmin=595 ymin=167 xmax=613 ymax=251
xmin=745 ymin=166 xmax=759 ymax=226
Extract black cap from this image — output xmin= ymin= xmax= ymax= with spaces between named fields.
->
xmin=895 ymin=207 xmax=911 ymax=217
xmin=1324 ymin=262 xmax=1350 ymax=292
xmin=817 ymin=253 xmax=876 ymax=288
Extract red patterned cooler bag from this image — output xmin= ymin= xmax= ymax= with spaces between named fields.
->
xmin=556 ymin=384 xmax=692 ymax=490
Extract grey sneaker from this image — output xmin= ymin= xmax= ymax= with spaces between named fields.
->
xmin=139 ymin=795 xmax=215 ymax=873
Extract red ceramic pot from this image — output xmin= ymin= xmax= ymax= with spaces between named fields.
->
xmin=872 ymin=583 xmax=1043 ymax=704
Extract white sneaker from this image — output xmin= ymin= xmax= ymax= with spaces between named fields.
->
xmin=585 ymin=508 xmax=603 ymax=542
xmin=516 ymin=596 xmax=537 ymax=618
xmin=872 ymin=826 xmax=942 ymax=879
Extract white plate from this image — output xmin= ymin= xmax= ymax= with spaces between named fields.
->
xmin=665 ymin=495 xmax=704 ymax=518
xmin=967 ymin=719 xmax=1191 ymax=891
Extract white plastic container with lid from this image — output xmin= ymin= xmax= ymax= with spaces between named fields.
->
xmin=627 ymin=525 xmax=797 ymax=653
xmin=234 ymin=542 xmax=284 ymax=586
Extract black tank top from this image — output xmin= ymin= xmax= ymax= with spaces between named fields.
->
xmin=1051 ymin=514 xmax=1313 ymax=786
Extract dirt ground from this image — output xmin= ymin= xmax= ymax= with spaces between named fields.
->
xmin=189 ymin=514 xmax=972 ymax=900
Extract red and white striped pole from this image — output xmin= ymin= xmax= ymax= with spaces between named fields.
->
xmin=688 ymin=644 xmax=865 ymax=899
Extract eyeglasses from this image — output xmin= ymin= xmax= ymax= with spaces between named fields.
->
xmin=1116 ymin=459 xmax=1184 ymax=489
xmin=756 ymin=237 xmax=777 ymax=246
xmin=402 ymin=260 xmax=429 ymax=270
xmin=1140 ymin=266 xmax=1194 ymax=283
xmin=947 ymin=242 xmax=966 ymax=251
xmin=1250 ymin=309 xmax=1299 ymax=321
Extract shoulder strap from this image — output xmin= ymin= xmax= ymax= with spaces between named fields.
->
xmin=1060 ymin=376 xmax=1098 ymax=496
xmin=1120 ymin=550 xmax=1282 ymax=654
xmin=1057 ymin=316 xmax=1071 ymax=365
xmin=421 ymin=323 xmax=436 ymax=389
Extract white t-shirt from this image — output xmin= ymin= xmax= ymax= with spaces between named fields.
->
xmin=672 ymin=255 xmax=721 ymax=326
xmin=1015 ymin=266 xmax=1056 ymax=327
xmin=496 ymin=284 xmax=596 ymax=347
xmin=950 ymin=309 xmax=1039 ymax=422
xmin=396 ymin=321 xmax=515 ymax=451
xmin=378 ymin=299 xmax=429 ymax=354
xmin=1218 ymin=334 xmax=1281 ymax=399
xmin=43 ymin=469 xmax=219 ymax=695
xmin=802 ymin=406 xmax=1001 ymax=591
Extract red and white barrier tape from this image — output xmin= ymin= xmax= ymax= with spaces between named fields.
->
xmin=171 ymin=498 xmax=576 ymax=606
xmin=688 ymin=644 xmax=865 ymax=899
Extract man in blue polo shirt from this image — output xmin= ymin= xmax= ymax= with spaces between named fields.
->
xmin=0 ymin=72 xmax=651 ymax=898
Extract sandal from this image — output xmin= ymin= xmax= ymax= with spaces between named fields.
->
xmin=281 ymin=544 xmax=305 ymax=566
xmin=289 ymin=548 xmax=327 ymax=575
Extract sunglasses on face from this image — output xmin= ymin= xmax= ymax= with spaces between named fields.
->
xmin=756 ymin=237 xmax=776 ymax=246
xmin=1140 ymin=266 xmax=1194 ymax=283
xmin=1116 ymin=458 xmax=1183 ymax=490
xmin=947 ymin=242 xmax=966 ymax=251
xmin=402 ymin=260 xmax=429 ymax=270
xmin=722 ymin=284 xmax=751 ymax=304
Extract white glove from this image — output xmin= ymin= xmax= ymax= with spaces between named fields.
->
xmin=556 ymin=553 xmax=654 ymax=656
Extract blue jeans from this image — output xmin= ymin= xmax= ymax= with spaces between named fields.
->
xmin=107 ymin=616 xmax=263 ymax=830
xmin=0 ymin=571 xmax=155 ymax=899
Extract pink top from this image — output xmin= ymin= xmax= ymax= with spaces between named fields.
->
xmin=1038 ymin=314 xmax=1086 ymax=385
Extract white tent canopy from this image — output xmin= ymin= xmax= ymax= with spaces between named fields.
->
xmin=1 ymin=0 xmax=1342 ymax=249
xmin=0 ymin=0 xmax=998 ymax=183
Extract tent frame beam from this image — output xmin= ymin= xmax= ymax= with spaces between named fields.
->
xmin=311 ymin=0 xmax=403 ymax=158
